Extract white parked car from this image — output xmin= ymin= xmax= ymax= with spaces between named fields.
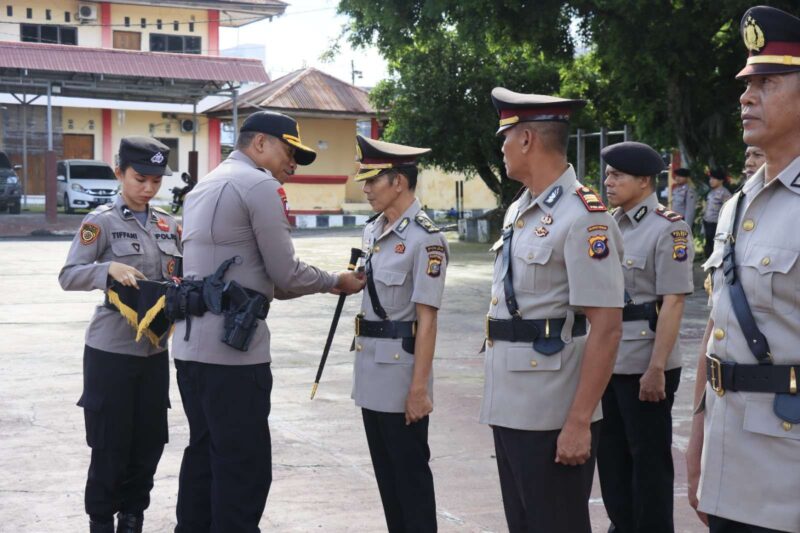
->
xmin=56 ymin=160 xmax=119 ymax=213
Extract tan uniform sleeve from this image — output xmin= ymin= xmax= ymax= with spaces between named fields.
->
xmin=564 ymin=212 xmax=625 ymax=308
xmin=654 ymin=221 xmax=695 ymax=295
xmin=58 ymin=212 xmax=111 ymax=291
xmin=246 ymin=179 xmax=337 ymax=294
xmin=410 ymin=232 xmax=448 ymax=309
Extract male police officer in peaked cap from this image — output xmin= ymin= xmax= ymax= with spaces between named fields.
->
xmin=479 ymin=88 xmax=624 ymax=532
xmin=171 ymin=111 xmax=364 ymax=533
xmin=686 ymin=6 xmax=800 ymax=533
xmin=350 ymin=134 xmax=448 ymax=532
xmin=598 ymin=141 xmax=694 ymax=533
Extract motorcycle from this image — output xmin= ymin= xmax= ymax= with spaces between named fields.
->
xmin=170 ymin=172 xmax=196 ymax=214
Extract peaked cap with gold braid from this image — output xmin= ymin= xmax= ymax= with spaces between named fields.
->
xmin=736 ymin=5 xmax=800 ymax=79
xmin=354 ymin=134 xmax=431 ymax=182
xmin=491 ymin=87 xmax=586 ymax=135
xmin=107 ymin=280 xmax=172 ymax=347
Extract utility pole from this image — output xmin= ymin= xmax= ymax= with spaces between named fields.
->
xmin=351 ymin=59 xmax=363 ymax=86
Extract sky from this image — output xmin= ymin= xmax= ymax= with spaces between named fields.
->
xmin=219 ymin=0 xmax=389 ymax=87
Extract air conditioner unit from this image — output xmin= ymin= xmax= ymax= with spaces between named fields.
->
xmin=180 ymin=119 xmax=196 ymax=133
xmin=77 ymin=4 xmax=97 ymax=21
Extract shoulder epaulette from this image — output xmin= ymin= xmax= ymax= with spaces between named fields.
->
xmin=575 ymin=186 xmax=607 ymax=212
xmin=414 ymin=211 xmax=440 ymax=233
xmin=93 ymin=203 xmax=114 ymax=215
xmin=152 ymin=206 xmax=173 ymax=217
xmin=655 ymin=205 xmax=683 ymax=222
xmin=366 ymin=212 xmax=382 ymax=224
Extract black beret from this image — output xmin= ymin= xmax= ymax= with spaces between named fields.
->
xmin=708 ymin=168 xmax=727 ymax=181
xmin=240 ymin=111 xmax=316 ymax=166
xmin=119 ymin=136 xmax=172 ymax=176
xmin=674 ymin=167 xmax=691 ymax=178
xmin=601 ymin=141 xmax=665 ymax=177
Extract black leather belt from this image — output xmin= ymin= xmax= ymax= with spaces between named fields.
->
xmin=486 ymin=315 xmax=587 ymax=342
xmin=622 ymin=301 xmax=660 ymax=322
xmin=706 ymin=354 xmax=799 ymax=396
xmin=355 ymin=316 xmax=416 ymax=338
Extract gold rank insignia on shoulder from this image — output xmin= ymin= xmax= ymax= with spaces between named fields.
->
xmin=575 ymin=186 xmax=607 ymax=212
xmin=80 ymin=222 xmax=101 ymax=245
xmin=655 ymin=205 xmax=683 ymax=222
xmin=744 ymin=15 xmax=765 ymax=52
xmin=415 ymin=212 xmax=440 ymax=233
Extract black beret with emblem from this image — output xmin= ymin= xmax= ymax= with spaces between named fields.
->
xmin=736 ymin=5 xmax=800 ymax=79
xmin=673 ymin=167 xmax=691 ymax=178
xmin=240 ymin=110 xmax=317 ymax=166
xmin=354 ymin=134 xmax=431 ymax=182
xmin=491 ymin=87 xmax=586 ymax=135
xmin=119 ymin=136 xmax=172 ymax=176
xmin=601 ymin=141 xmax=666 ymax=177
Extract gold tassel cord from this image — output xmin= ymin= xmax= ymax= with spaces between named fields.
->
xmin=135 ymin=294 xmax=167 ymax=345
xmin=107 ymin=289 xmax=140 ymax=331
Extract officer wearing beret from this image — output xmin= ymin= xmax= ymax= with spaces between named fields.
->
xmin=350 ymin=134 xmax=448 ymax=533
xmin=687 ymin=6 xmax=800 ymax=533
xmin=171 ymin=111 xmax=364 ymax=532
xmin=598 ymin=141 xmax=694 ymax=533
xmin=479 ymin=88 xmax=624 ymax=532
xmin=59 ymin=136 xmax=181 ymax=533
xmin=671 ymin=167 xmax=697 ymax=225
xmin=702 ymin=168 xmax=732 ymax=259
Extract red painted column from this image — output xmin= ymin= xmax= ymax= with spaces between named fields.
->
xmin=208 ymin=10 xmax=219 ymax=56
xmin=100 ymin=2 xmax=112 ymax=48
xmin=208 ymin=118 xmax=221 ymax=171
xmin=370 ymin=118 xmax=380 ymax=139
xmin=102 ymin=109 xmax=113 ymax=163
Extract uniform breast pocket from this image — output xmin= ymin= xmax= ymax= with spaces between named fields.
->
xmin=740 ymin=244 xmax=799 ymax=314
xmin=374 ymin=338 xmax=414 ymax=365
xmin=373 ymin=269 xmax=411 ymax=310
xmin=505 ymin=344 xmax=562 ymax=372
xmin=622 ymin=253 xmax=647 ymax=289
xmin=743 ymin=397 xmax=800 ymax=441
xmin=513 ymin=243 xmax=553 ymax=294
xmin=156 ymin=239 xmax=183 ymax=278
xmin=110 ymin=240 xmax=143 ymax=270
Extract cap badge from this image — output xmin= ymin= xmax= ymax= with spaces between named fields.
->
xmin=150 ymin=152 xmax=165 ymax=165
xmin=744 ymin=15 xmax=765 ymax=52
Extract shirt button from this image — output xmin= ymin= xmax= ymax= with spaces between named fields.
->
xmin=491 ymin=296 xmax=498 ymax=305
xmin=487 ymin=339 xmax=494 ymax=348
xmin=783 ymin=422 xmax=793 ymax=432
xmin=640 ymin=330 xmax=648 ymax=336
xmin=626 ymin=259 xmax=634 ymax=266
xmin=761 ymin=257 xmax=771 ymax=266
xmin=516 ymin=219 xmax=525 ymax=229
xmin=742 ymin=219 xmax=755 ymax=231
xmin=714 ymin=328 xmax=725 ymax=340
xmin=527 ymin=252 xmax=534 ymax=260
xmin=356 ymin=344 xmax=362 ymax=351
xmin=374 ymin=245 xmax=380 ymax=252
xmin=530 ymin=360 xmax=538 ymax=368
xmin=393 ymin=354 xmax=399 ymax=360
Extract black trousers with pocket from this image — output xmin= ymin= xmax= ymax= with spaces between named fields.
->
xmin=174 ymin=359 xmax=273 ymax=533
xmin=362 ymin=408 xmax=437 ymax=533
xmin=78 ymin=345 xmax=170 ymax=523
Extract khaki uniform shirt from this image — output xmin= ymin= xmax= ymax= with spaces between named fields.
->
xmin=703 ymin=186 xmax=732 ymax=223
xmin=479 ymin=166 xmax=625 ymax=431
xmin=699 ymin=156 xmax=800 ymax=532
xmin=172 ymin=151 xmax=337 ymax=366
xmin=352 ymin=199 xmax=449 ymax=413
xmin=613 ymin=194 xmax=694 ymax=374
xmin=59 ymin=196 xmax=182 ymax=356
xmin=671 ymin=183 xmax=697 ymax=224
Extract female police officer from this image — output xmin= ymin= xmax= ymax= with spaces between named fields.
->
xmin=59 ymin=136 xmax=182 ymax=533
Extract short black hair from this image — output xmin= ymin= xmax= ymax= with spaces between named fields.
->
xmin=390 ymin=166 xmax=418 ymax=190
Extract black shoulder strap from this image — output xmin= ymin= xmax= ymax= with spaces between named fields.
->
xmin=365 ymin=252 xmax=389 ymax=320
xmin=723 ymin=191 xmax=772 ymax=364
xmin=501 ymin=226 xmax=521 ymax=318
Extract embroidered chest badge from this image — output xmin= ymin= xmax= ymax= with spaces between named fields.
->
xmin=156 ymin=218 xmax=170 ymax=232
xmin=541 ymin=213 xmax=553 ymax=225
xmin=535 ymin=226 xmax=549 ymax=237
xmin=588 ymin=235 xmax=610 ymax=260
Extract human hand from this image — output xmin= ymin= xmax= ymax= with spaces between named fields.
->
xmin=639 ymin=366 xmax=667 ymax=402
xmin=555 ymin=420 xmax=592 ymax=466
xmin=108 ymin=261 xmax=146 ymax=288
xmin=405 ymin=387 xmax=433 ymax=425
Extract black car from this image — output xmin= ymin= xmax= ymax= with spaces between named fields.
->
xmin=0 ymin=151 xmax=21 ymax=214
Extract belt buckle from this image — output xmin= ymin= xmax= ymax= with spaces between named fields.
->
xmin=708 ymin=355 xmax=725 ymax=397
xmin=485 ymin=314 xmax=491 ymax=340
xmin=412 ymin=321 xmax=417 ymax=336
xmin=355 ymin=314 xmax=363 ymax=337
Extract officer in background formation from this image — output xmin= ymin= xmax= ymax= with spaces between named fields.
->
xmin=350 ymin=134 xmax=448 ymax=532
xmin=743 ymin=145 xmax=765 ymax=179
xmin=479 ymin=88 xmax=624 ymax=532
xmin=671 ymin=167 xmax=697 ymax=226
xmin=687 ymin=6 xmax=800 ymax=533
xmin=59 ymin=137 xmax=181 ymax=533
xmin=598 ymin=142 xmax=694 ymax=533
xmin=702 ymin=168 xmax=732 ymax=259
xmin=171 ymin=111 xmax=364 ymax=533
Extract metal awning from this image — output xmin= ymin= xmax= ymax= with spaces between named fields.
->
xmin=0 ymin=41 xmax=270 ymax=103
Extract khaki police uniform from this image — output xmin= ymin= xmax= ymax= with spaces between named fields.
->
xmin=598 ymin=190 xmax=694 ymax=533
xmin=171 ymin=111 xmax=336 ymax=533
xmin=58 ymin=136 xmax=178 ymax=531
xmin=350 ymin=135 xmax=446 ymax=533
xmin=672 ymin=182 xmax=697 ymax=225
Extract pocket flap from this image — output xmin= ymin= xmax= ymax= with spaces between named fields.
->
xmin=514 ymin=244 xmax=553 ymax=265
xmin=77 ymin=391 xmax=104 ymax=412
xmin=622 ymin=254 xmax=647 ymax=270
xmin=743 ymin=397 xmax=800 ymax=441
xmin=110 ymin=240 xmax=143 ymax=256
xmin=741 ymin=245 xmax=799 ymax=275
xmin=373 ymin=269 xmax=407 ymax=287
xmin=374 ymin=338 xmax=413 ymax=365
xmin=622 ymin=320 xmax=655 ymax=340
xmin=505 ymin=345 xmax=562 ymax=372
xmin=156 ymin=239 xmax=182 ymax=257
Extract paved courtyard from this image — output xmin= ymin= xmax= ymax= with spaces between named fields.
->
xmin=0 ymin=228 xmax=710 ymax=532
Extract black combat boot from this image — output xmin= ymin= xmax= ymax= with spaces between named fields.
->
xmin=115 ymin=512 xmax=143 ymax=533
xmin=89 ymin=519 xmax=114 ymax=533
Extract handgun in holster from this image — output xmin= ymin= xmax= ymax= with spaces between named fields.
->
xmin=221 ymin=280 xmax=269 ymax=352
